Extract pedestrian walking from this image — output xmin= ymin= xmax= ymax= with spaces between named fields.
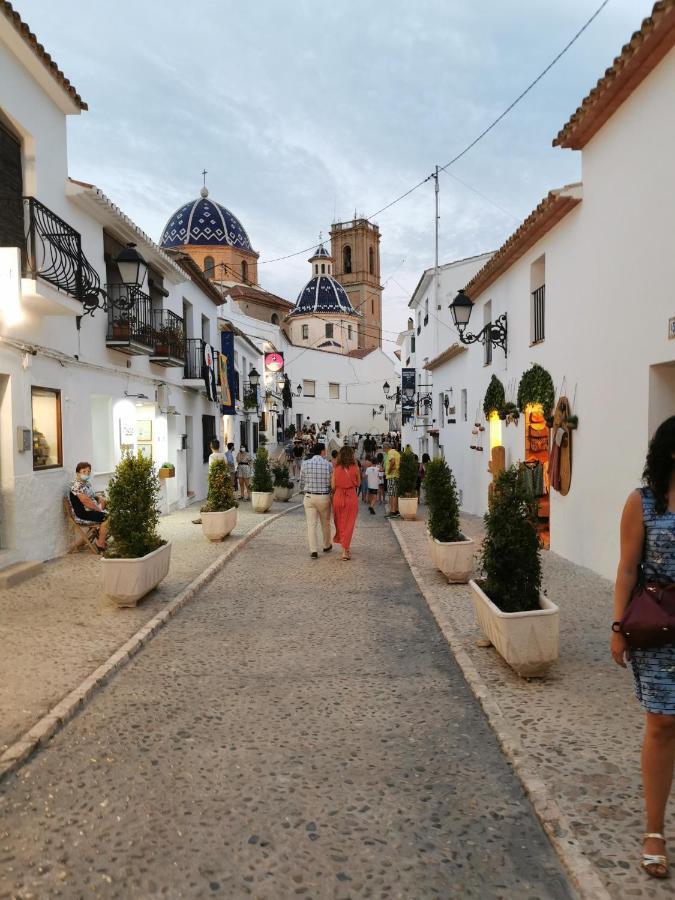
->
xmin=360 ymin=453 xmax=370 ymax=503
xmin=419 ymin=452 xmax=430 ymax=503
xmin=236 ymin=446 xmax=252 ymax=501
xmin=225 ymin=442 xmax=237 ymax=489
xmin=332 ymin=445 xmax=360 ymax=560
xmin=364 ymin=456 xmax=380 ymax=515
xmin=383 ymin=441 xmax=400 ymax=518
xmin=300 ymin=442 xmax=333 ymax=559
xmin=610 ymin=415 xmax=675 ymax=879
xmin=376 ymin=452 xmax=385 ymax=506
xmin=292 ymin=440 xmax=304 ymax=478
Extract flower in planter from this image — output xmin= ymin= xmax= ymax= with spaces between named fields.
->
xmin=479 ymin=465 xmax=541 ymax=613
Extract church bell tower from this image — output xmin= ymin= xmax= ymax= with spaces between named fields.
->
xmin=330 ymin=217 xmax=382 ymax=350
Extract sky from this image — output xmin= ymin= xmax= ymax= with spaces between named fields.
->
xmin=14 ymin=0 xmax=656 ymax=352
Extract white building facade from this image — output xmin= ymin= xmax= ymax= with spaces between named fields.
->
xmin=418 ymin=3 xmax=675 ymax=580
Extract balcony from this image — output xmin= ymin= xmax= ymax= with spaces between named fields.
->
xmin=149 ymin=310 xmax=185 ymax=368
xmin=105 ymin=284 xmax=154 ymax=355
xmin=2 ymin=196 xmax=102 ymax=315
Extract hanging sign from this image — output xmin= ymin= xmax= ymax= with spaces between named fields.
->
xmin=401 ymin=368 xmax=416 ymax=424
xmin=220 ymin=331 xmax=236 ymax=415
xmin=264 ymin=351 xmax=284 ymax=372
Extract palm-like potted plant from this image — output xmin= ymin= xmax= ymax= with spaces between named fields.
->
xmin=101 ymin=452 xmax=171 ymax=607
xmin=470 ymin=465 xmax=559 ymax=676
xmin=201 ymin=459 xmax=238 ymax=541
xmin=272 ymin=462 xmax=294 ymax=501
xmin=250 ymin=446 xmax=274 ymax=512
xmin=424 ymin=457 xmax=474 ymax=582
xmin=397 ymin=448 xmax=419 ymax=520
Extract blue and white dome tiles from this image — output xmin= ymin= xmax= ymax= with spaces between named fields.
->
xmin=289 ymin=274 xmax=360 ymax=318
xmin=310 ymin=243 xmax=331 ymax=259
xmin=160 ymin=187 xmax=254 ymax=251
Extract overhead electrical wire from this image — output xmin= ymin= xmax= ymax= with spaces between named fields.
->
xmin=258 ymin=0 xmax=611 ymax=266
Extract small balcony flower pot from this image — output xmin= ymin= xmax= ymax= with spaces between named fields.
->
xmin=273 ymin=486 xmax=293 ymax=502
xmin=433 ymin=535 xmax=474 ymax=583
xmin=101 ymin=542 xmax=172 ymax=608
xmin=201 ymin=507 xmax=237 ymax=542
xmin=158 ymin=467 xmax=175 ymax=479
xmin=469 ymin=579 xmax=559 ymax=677
xmin=251 ymin=491 xmax=273 ymax=513
xmin=112 ymin=323 xmax=131 ymax=340
xmin=398 ymin=496 xmax=418 ymax=520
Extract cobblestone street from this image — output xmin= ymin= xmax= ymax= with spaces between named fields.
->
xmin=0 ymin=507 xmax=574 ymax=899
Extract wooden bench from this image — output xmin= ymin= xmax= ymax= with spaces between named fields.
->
xmin=63 ymin=495 xmax=101 ymax=555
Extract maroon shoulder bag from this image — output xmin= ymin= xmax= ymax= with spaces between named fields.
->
xmin=615 ymin=562 xmax=675 ymax=649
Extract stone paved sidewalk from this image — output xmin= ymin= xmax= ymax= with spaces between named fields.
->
xmin=0 ymin=498 xmax=300 ymax=755
xmin=392 ymin=514 xmax=673 ymax=900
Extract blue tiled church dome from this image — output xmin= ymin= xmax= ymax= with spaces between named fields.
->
xmin=160 ymin=188 xmax=254 ymax=251
xmin=288 ymin=274 xmax=360 ymax=318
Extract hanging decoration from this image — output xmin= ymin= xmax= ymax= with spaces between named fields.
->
xmin=517 ymin=364 xmax=556 ymax=422
xmin=549 ymin=396 xmax=576 ymax=496
xmin=483 ymin=375 xmax=506 ymax=418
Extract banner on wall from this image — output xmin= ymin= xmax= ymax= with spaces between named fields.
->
xmin=220 ymin=330 xmax=236 ymax=415
xmin=401 ymin=367 xmax=416 ymax=424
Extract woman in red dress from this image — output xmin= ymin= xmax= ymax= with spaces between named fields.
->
xmin=332 ymin=445 xmax=361 ymax=560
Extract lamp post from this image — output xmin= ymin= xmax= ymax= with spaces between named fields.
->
xmin=295 ymin=383 xmax=303 ymax=396
xmin=449 ymin=289 xmax=508 ymax=356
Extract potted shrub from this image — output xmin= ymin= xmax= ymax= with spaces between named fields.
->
xmin=250 ymin=446 xmax=274 ymax=512
xmin=424 ymin=457 xmax=474 ymax=582
xmin=158 ymin=462 xmax=175 ymax=479
xmin=200 ymin=459 xmax=238 ymax=541
xmin=101 ymin=452 xmax=171 ymax=608
xmin=397 ymin=448 xmax=419 ymax=520
xmin=272 ymin=462 xmax=294 ymax=501
xmin=243 ymin=389 xmax=258 ymax=412
xmin=470 ymin=466 xmax=559 ymax=677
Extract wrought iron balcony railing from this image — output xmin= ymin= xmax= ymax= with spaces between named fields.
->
xmin=184 ymin=338 xmax=206 ymax=380
xmin=22 ymin=196 xmax=102 ymax=307
xmin=150 ymin=309 xmax=185 ymax=365
xmin=105 ymin=284 xmax=154 ymax=354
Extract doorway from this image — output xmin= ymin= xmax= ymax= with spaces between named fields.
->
xmin=524 ymin=403 xmax=550 ymax=549
xmin=239 ymin=419 xmax=248 ymax=451
xmin=648 ymin=362 xmax=675 ymax=437
xmin=185 ymin=414 xmax=194 ymax=498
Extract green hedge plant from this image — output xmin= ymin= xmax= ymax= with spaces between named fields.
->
xmin=479 ymin=465 xmax=541 ymax=613
xmin=272 ymin=462 xmax=293 ymax=488
xmin=517 ymin=364 xmax=555 ymax=421
xmin=201 ymin=459 xmax=238 ymax=513
xmin=397 ymin=448 xmax=418 ymax=498
xmin=483 ymin=375 xmax=505 ymax=418
xmin=105 ymin=452 xmax=164 ymax=559
xmin=424 ymin=457 xmax=462 ymax=543
xmin=251 ymin=446 xmax=273 ymax=492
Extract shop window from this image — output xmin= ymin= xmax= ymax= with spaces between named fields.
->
xmin=204 ymin=256 xmax=215 ymax=279
xmin=302 ymin=324 xmax=309 ymax=340
xmin=32 ymin=387 xmax=62 ymax=469
xmin=303 ymin=379 xmax=316 ymax=397
xmin=91 ymin=395 xmax=114 ymax=474
xmin=325 ymin=323 xmax=334 ymax=339
xmin=329 ymin=382 xmax=340 ymax=400
xmin=202 ymin=414 xmax=216 ymax=463
xmin=343 ymin=245 xmax=352 ymax=274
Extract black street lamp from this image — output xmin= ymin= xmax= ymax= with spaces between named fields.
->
xmin=449 ymin=289 xmax=508 ymax=356
xmin=248 ymin=367 xmax=260 ymax=387
xmin=296 ymin=383 xmax=303 ymax=396
xmin=383 ymin=381 xmax=399 ymax=403
xmin=115 ymin=243 xmax=148 ymax=289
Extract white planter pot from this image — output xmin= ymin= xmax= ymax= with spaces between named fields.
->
xmin=433 ymin=535 xmax=474 ymax=583
xmin=201 ymin=507 xmax=237 ymax=542
xmin=101 ymin=542 xmax=172 ymax=608
xmin=273 ymin=486 xmax=293 ymax=502
xmin=398 ymin=496 xmax=418 ymax=520
xmin=251 ymin=491 xmax=274 ymax=513
xmin=469 ymin=579 xmax=560 ymax=678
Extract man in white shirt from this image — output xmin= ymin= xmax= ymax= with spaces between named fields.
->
xmin=364 ymin=457 xmax=380 ymax=515
xmin=208 ymin=439 xmax=225 ymax=467
xmin=299 ymin=443 xmax=333 ymax=558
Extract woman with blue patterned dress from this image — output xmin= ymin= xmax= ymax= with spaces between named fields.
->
xmin=611 ymin=416 xmax=675 ymax=879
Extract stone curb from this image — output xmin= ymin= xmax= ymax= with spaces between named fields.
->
xmin=0 ymin=503 xmax=302 ymax=784
xmin=389 ymin=519 xmax=612 ymax=900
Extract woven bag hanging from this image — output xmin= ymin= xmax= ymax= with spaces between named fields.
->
xmin=556 ymin=396 xmax=573 ymax=496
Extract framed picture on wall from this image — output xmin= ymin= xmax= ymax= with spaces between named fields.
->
xmin=137 ymin=442 xmax=152 ymax=460
xmin=136 ymin=420 xmax=152 ymax=442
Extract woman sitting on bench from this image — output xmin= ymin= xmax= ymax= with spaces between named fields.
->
xmin=70 ymin=461 xmax=108 ymax=552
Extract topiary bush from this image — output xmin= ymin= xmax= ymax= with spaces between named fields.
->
xmin=105 ymin=452 xmax=163 ymax=559
xmin=251 ymin=446 xmax=273 ymax=492
xmin=483 ymin=375 xmax=506 ymax=418
xmin=517 ymin=364 xmax=555 ymax=420
xmin=397 ymin=448 xmax=419 ymax=498
xmin=424 ymin=457 xmax=462 ymax=542
xmin=479 ymin=465 xmax=541 ymax=613
xmin=201 ymin=459 xmax=238 ymax=513
xmin=272 ymin=462 xmax=293 ymax=488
